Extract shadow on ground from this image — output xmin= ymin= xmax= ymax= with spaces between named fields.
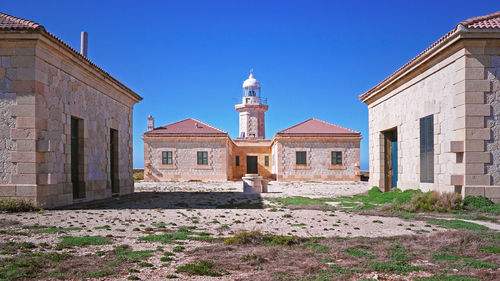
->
xmin=57 ymin=192 xmax=264 ymax=210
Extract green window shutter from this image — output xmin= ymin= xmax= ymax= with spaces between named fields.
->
xmin=264 ymin=156 xmax=269 ymax=166
xmin=331 ymin=151 xmax=342 ymax=165
xmin=420 ymin=115 xmax=434 ymax=183
xmin=162 ymin=151 xmax=173 ymax=165
xmin=236 ymin=156 xmax=240 ymax=166
xmin=198 ymin=151 xmax=208 ymax=165
xmin=296 ymin=151 xmax=306 ymax=165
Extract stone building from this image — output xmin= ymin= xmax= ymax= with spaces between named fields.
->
xmin=360 ymin=11 xmax=500 ymax=202
xmin=144 ymin=72 xmax=361 ymax=182
xmin=0 ymin=13 xmax=142 ymax=207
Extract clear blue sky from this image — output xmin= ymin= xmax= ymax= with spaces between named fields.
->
xmin=3 ymin=1 xmax=499 ymax=170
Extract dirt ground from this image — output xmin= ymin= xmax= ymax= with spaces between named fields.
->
xmin=1 ymin=181 xmax=499 ymax=280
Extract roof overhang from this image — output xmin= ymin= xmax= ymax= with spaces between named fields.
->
xmin=359 ymin=27 xmax=500 ymax=105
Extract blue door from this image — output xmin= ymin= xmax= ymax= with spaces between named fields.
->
xmin=391 ymin=141 xmax=398 ymax=188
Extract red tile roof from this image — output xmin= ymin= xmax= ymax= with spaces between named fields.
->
xmin=359 ymin=11 xmax=500 ymax=102
xmin=0 ymin=12 xmax=42 ymax=30
xmin=276 ymin=118 xmax=360 ymax=136
xmin=144 ymin=118 xmax=228 ymax=136
xmin=0 ymin=12 xmax=142 ymax=102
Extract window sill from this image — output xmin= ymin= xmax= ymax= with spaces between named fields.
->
xmin=329 ymin=164 xmax=345 ymax=170
xmin=159 ymin=165 xmax=177 ymax=170
xmin=294 ymin=165 xmax=310 ymax=170
xmin=195 ymin=165 xmax=212 ymax=170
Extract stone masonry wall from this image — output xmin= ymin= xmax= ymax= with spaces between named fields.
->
xmin=367 ymin=48 xmax=465 ymax=193
xmin=485 ymin=56 xmax=500 ymax=185
xmin=277 ymin=140 xmax=360 ymax=181
xmin=0 ymin=35 xmax=139 ymax=207
xmin=144 ymin=138 xmax=229 ymax=182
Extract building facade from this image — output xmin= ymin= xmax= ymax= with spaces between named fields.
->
xmin=360 ymin=11 xmax=500 ymax=202
xmin=0 ymin=13 xmax=142 ymax=207
xmin=144 ymin=73 xmax=361 ymax=182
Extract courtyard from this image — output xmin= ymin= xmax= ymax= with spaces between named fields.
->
xmin=1 ymin=181 xmax=499 ymax=280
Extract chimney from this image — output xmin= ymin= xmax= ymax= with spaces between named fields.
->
xmin=147 ymin=115 xmax=154 ymax=131
xmin=80 ymin=31 xmax=88 ymax=57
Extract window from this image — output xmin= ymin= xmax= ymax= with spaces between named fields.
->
xmin=420 ymin=115 xmax=434 ymax=183
xmin=235 ymin=156 xmax=240 ymax=166
xmin=331 ymin=151 xmax=342 ymax=165
xmin=264 ymin=155 xmax=269 ymax=166
xmin=296 ymin=151 xmax=307 ymax=165
xmin=197 ymin=151 xmax=208 ymax=165
xmin=162 ymin=151 xmax=172 ymax=165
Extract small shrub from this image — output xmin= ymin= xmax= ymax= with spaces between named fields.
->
xmin=0 ymin=199 xmax=38 ymax=212
xmin=166 ymin=274 xmax=178 ymax=279
xmin=56 ymin=236 xmax=112 ymax=249
xmin=401 ymin=191 xmax=462 ymax=213
xmin=428 ymin=219 xmax=487 ymax=231
xmin=176 ymin=260 xmax=228 ymax=277
xmin=133 ymin=172 xmax=144 ymax=181
xmin=223 ymin=231 xmax=307 ymax=246
xmin=463 ymin=196 xmax=493 ymax=208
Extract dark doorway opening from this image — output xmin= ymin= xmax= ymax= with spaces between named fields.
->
xmin=71 ymin=117 xmax=85 ymax=199
xmin=110 ymin=128 xmax=119 ymax=194
xmin=246 ymin=156 xmax=258 ymax=174
xmin=383 ymin=128 xmax=398 ymax=192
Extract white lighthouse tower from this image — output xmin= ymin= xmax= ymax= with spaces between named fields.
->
xmin=235 ymin=70 xmax=268 ymax=139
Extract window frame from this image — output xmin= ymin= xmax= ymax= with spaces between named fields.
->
xmin=420 ymin=115 xmax=434 ymax=183
xmin=331 ymin=151 xmax=343 ymax=165
xmin=162 ymin=151 xmax=173 ymax=165
xmin=235 ymin=155 xmax=240 ymax=166
xmin=197 ymin=151 xmax=208 ymax=165
xmin=296 ymin=151 xmax=307 ymax=165
xmin=264 ymin=155 xmax=269 ymax=167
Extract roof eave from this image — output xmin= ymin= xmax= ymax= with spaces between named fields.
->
xmin=359 ymin=28 xmax=500 ymax=105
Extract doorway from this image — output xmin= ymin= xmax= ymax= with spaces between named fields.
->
xmin=383 ymin=128 xmax=398 ymax=192
xmin=246 ymin=156 xmax=258 ymax=174
xmin=71 ymin=117 xmax=85 ymax=199
xmin=110 ymin=129 xmax=119 ymax=194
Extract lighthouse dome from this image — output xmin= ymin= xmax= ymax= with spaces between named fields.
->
xmin=242 ymin=72 xmax=261 ymax=89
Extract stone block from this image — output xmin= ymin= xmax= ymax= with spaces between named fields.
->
xmin=36 ymin=140 xmax=52 ymax=152
xmin=465 ymin=140 xmax=485 ymax=152
xmin=465 ymin=68 xmax=485 ymax=80
xmin=16 ymin=93 xmax=35 ymax=105
xmin=465 ymin=116 xmax=485 ymax=128
xmin=16 ymin=140 xmax=36 ymax=151
xmin=465 ymin=104 xmax=490 ymax=116
xmin=10 ymin=151 xmax=36 ymax=162
xmin=37 ymin=173 xmax=57 ymax=185
xmin=450 ymin=175 xmax=464 ymax=185
xmin=463 ymin=186 xmax=485 ymax=197
xmin=11 ymin=56 xmax=35 ymax=68
xmin=16 ymin=117 xmax=36 ymax=128
xmin=464 ymin=91 xmax=485 ymax=104
xmin=465 ymin=175 xmax=491 ymax=186
xmin=10 ymin=80 xmax=35 ymax=93
xmin=0 ymin=185 xmax=16 ymax=196
xmin=449 ymin=141 xmax=464 ymax=153
xmin=17 ymin=163 xmax=36 ymax=174
xmin=10 ymin=105 xmax=35 ymax=117
xmin=465 ymin=128 xmax=490 ymax=140
xmin=11 ymin=174 xmax=36 ymax=185
xmin=485 ymin=186 xmax=500 ymax=199
xmin=16 ymin=184 xmax=37 ymax=196
xmin=10 ymin=128 xmax=36 ymax=140
xmin=464 ymin=152 xmax=490 ymax=163
xmin=465 ymin=80 xmax=490 ymax=92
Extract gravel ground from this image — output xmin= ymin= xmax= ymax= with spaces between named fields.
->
xmin=0 ymin=181 xmax=448 ymax=280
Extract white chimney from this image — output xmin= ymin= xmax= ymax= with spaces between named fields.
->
xmin=80 ymin=31 xmax=88 ymax=57
xmin=147 ymin=115 xmax=154 ymax=131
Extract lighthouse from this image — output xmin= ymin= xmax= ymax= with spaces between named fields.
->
xmin=235 ymin=70 xmax=268 ymax=139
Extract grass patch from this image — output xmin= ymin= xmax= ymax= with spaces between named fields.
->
xmin=0 ymin=252 xmax=70 ymax=280
xmin=34 ymin=226 xmax=82 ymax=234
xmin=416 ymin=276 xmax=479 ymax=281
xmin=176 ymin=260 xmax=228 ymax=277
xmin=366 ymin=242 xmax=423 ymax=274
xmin=56 ymin=236 xmax=112 ymax=249
xmin=138 ymin=227 xmax=213 ymax=244
xmin=480 ymin=246 xmax=500 ymax=254
xmin=345 ymin=248 xmax=375 ymax=259
xmin=433 ymin=253 xmax=498 ymax=269
xmin=113 ymin=245 xmax=154 ymax=263
xmin=224 ymin=231 xmax=308 ymax=246
xmin=427 ymin=219 xmax=487 ymax=231
xmin=0 ymin=199 xmax=38 ymax=212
